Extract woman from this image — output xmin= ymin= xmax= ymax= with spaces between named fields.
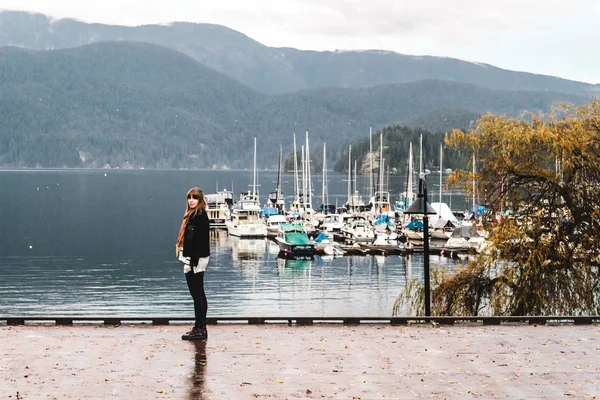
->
xmin=176 ymin=187 xmax=210 ymax=341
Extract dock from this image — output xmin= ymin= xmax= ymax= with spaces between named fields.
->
xmin=1 ymin=319 xmax=599 ymax=399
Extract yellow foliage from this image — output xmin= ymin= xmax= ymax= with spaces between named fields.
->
xmin=408 ymin=100 xmax=600 ymax=316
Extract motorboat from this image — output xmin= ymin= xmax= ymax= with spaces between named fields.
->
xmin=340 ymin=216 xmax=375 ymax=244
xmin=274 ymin=222 xmax=315 ymax=256
xmin=266 ymin=214 xmax=288 ymax=237
xmin=205 ymin=189 xmax=233 ymax=228
xmin=226 ymin=192 xmax=267 ymax=238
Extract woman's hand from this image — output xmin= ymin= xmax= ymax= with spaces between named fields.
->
xmin=175 ymin=245 xmax=181 ymax=257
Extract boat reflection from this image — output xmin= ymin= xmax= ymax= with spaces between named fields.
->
xmin=229 ymin=236 xmax=267 ymax=280
xmin=209 ymin=229 xmax=229 ymax=250
xmin=276 ymin=253 xmax=313 ymax=274
xmin=267 ymin=239 xmax=281 ymax=255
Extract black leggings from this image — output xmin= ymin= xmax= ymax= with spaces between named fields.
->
xmin=185 ymin=271 xmax=207 ymax=327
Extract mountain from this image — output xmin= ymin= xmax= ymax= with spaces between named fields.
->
xmin=0 ymin=41 xmax=588 ymax=168
xmin=1 ymin=10 xmax=598 ymax=96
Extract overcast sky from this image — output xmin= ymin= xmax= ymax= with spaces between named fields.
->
xmin=2 ymin=0 xmax=599 ymax=83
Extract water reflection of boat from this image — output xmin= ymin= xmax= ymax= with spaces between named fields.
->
xmin=209 ymin=229 xmax=229 ymax=248
xmin=230 ymin=236 xmax=266 ymax=263
xmin=267 ymin=239 xmax=281 ymax=255
xmin=277 ymin=252 xmax=313 ymax=261
xmin=276 ymin=255 xmax=312 ymax=271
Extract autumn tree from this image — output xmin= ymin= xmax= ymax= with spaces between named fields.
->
xmin=397 ymin=101 xmax=600 ymax=316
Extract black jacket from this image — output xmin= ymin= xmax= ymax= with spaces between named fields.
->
xmin=182 ymin=209 xmax=210 ymax=266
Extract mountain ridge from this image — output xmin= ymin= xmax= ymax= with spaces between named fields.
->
xmin=1 ymin=10 xmax=598 ymax=96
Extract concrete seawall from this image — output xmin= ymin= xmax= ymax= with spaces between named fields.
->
xmin=1 ymin=324 xmax=599 ymax=399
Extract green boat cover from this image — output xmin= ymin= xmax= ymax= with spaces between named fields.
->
xmin=284 ymin=232 xmax=312 ymax=245
xmin=280 ymin=222 xmax=304 ymax=232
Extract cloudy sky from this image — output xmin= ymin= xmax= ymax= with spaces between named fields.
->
xmin=2 ymin=0 xmax=599 ymax=83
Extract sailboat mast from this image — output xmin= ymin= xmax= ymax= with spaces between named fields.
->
xmin=277 ymin=144 xmax=282 ymax=201
xmin=347 ymin=145 xmax=352 ymax=205
xmin=306 ymin=130 xmax=312 ymax=209
xmin=379 ymin=133 xmax=384 ymax=196
xmin=353 ymin=160 xmax=357 ymax=197
xmin=386 ymin=163 xmax=389 ymax=192
xmin=369 ymin=127 xmax=373 ymax=200
xmin=253 ymin=137 xmax=257 ymax=197
xmin=419 ymin=134 xmax=423 ymax=178
xmin=408 ymin=143 xmax=414 ymax=200
xmin=439 ymin=143 xmax=443 ymax=215
xmin=322 ymin=142 xmax=326 ymax=211
xmin=301 ymin=145 xmax=306 ymax=209
xmin=293 ymin=134 xmax=298 ymax=203
xmin=472 ymin=152 xmax=476 ymax=216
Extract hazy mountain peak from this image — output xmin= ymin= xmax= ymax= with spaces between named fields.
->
xmin=1 ymin=9 xmax=598 ymax=96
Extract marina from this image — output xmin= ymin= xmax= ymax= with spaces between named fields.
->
xmin=0 ymin=168 xmax=468 ymax=318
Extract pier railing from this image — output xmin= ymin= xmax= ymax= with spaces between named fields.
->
xmin=1 ymin=316 xmax=598 ymax=326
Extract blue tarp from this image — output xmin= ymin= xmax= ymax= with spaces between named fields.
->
xmin=469 ymin=205 xmax=487 ymax=216
xmin=405 ymin=220 xmax=424 ymax=230
xmin=374 ymin=214 xmax=394 ymax=226
xmin=262 ymin=207 xmax=280 ymax=218
xmin=315 ymin=232 xmax=330 ymax=243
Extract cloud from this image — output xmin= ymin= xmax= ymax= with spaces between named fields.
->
xmin=1 ymin=0 xmax=599 ymax=82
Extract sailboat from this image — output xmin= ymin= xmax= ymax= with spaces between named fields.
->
xmin=267 ymin=144 xmax=285 ymax=214
xmin=344 ymin=145 xmax=365 ymax=214
xmin=225 ymin=137 xmax=267 ymax=237
xmin=290 ymin=131 xmax=319 ymax=232
xmin=372 ymin=132 xmax=391 ymax=214
xmin=395 ymin=143 xmax=416 ymax=212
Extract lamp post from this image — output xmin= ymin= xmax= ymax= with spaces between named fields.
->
xmin=404 ymin=177 xmax=436 ymax=316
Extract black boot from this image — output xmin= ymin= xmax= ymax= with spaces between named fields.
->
xmin=199 ymin=324 xmax=208 ymax=340
xmin=182 ymin=324 xmax=207 ymax=341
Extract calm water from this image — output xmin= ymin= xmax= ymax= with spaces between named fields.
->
xmin=0 ymin=169 xmax=464 ymax=317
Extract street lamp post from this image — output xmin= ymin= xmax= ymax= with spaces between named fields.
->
xmin=404 ymin=177 xmax=437 ymax=316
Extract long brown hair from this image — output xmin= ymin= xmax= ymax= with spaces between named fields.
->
xmin=176 ymin=187 xmax=207 ymax=247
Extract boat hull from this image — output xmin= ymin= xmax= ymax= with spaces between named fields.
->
xmin=209 ymin=218 xmax=227 ymax=228
xmin=340 ymin=230 xmax=374 ymax=244
xmin=226 ymin=221 xmax=267 ymax=238
xmin=274 ymin=237 xmax=315 ymax=255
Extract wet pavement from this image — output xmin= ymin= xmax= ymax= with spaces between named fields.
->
xmin=1 ymin=324 xmax=599 ymax=399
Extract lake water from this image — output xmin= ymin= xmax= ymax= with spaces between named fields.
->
xmin=0 ymin=169 xmax=465 ymax=317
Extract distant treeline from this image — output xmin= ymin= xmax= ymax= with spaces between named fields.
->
xmin=333 ymin=125 xmax=470 ymax=173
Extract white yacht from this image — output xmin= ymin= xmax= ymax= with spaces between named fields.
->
xmin=225 ymin=137 xmax=267 ymax=238
xmin=321 ymin=214 xmax=344 ymax=232
xmin=205 ymin=189 xmax=233 ymax=228
xmin=226 ymin=192 xmax=267 ymax=238
xmin=340 ymin=216 xmax=375 ymax=244
xmin=266 ymin=214 xmax=288 ymax=237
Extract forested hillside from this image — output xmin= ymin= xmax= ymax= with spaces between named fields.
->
xmin=0 ymin=42 xmax=587 ymax=168
xmin=333 ymin=126 xmax=469 ymax=173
